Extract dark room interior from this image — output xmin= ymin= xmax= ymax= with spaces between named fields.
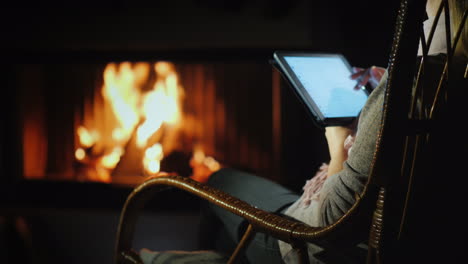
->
xmin=1 ymin=0 xmax=402 ymax=263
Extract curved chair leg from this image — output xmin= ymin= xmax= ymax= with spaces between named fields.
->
xmin=228 ymin=224 xmax=255 ymax=264
xmin=292 ymin=241 xmax=309 ymax=264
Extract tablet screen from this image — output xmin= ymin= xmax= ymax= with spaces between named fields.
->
xmin=280 ymin=54 xmax=368 ymax=120
xmin=273 ymin=52 xmax=370 ymax=126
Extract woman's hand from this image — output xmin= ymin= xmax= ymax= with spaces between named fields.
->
xmin=325 ymin=126 xmax=353 ymax=177
xmin=350 ymin=66 xmax=386 ymax=90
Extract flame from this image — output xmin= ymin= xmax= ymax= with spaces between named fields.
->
xmin=154 ymin=61 xmax=173 ymax=77
xmin=102 ymin=63 xmax=140 ymax=139
xmin=112 ymin=128 xmax=127 ymax=143
xmin=136 ymin=63 xmax=182 ymax=148
xmin=204 ymin=156 xmax=221 ymax=172
xmin=132 ymin=62 xmax=151 ymax=87
xmin=75 ymin=148 xmax=86 ymax=161
xmin=76 ymin=61 xmax=184 ymax=182
xmin=193 ymin=147 xmax=206 ymax=164
xmin=190 ymin=146 xmax=221 ymax=183
xmin=146 ymin=160 xmax=161 ymax=174
xmin=100 ymin=147 xmax=124 ymax=169
xmin=77 ymin=126 xmax=98 ymax=148
xmin=145 ymin=143 xmax=164 ymax=160
xmin=143 ymin=143 xmax=164 ymax=175
xmin=135 ymin=89 xmax=165 ymax=148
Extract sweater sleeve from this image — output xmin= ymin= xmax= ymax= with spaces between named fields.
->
xmin=318 ymin=72 xmax=386 ymax=226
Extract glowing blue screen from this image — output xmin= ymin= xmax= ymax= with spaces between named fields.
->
xmin=284 ymin=56 xmax=368 ymax=118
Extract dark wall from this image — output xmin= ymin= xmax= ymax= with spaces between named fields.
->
xmin=3 ymin=0 xmax=398 ymax=58
xmin=336 ymin=0 xmax=401 ymax=67
xmin=3 ymin=0 xmax=321 ymax=52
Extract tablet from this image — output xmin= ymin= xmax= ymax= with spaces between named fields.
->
xmin=273 ymin=51 xmax=369 ymax=127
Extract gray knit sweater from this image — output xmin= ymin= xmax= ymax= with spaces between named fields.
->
xmin=279 ymin=72 xmax=386 ymax=263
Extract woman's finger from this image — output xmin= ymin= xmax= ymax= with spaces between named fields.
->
xmin=350 ymin=70 xmax=366 ymax=80
xmin=370 ymin=66 xmax=383 ymax=79
xmin=359 ymin=72 xmax=370 ymax=86
xmin=351 ymin=67 xmax=364 ymax=74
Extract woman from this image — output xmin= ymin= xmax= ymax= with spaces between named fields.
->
xmin=203 ymin=1 xmax=464 ymax=263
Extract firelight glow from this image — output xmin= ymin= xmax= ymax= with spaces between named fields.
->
xmin=146 ymin=160 xmax=161 ymax=174
xmin=143 ymin=143 xmax=164 ymax=175
xmin=101 ymin=147 xmax=124 ymax=169
xmin=75 ymin=61 xmax=184 ymax=180
xmin=77 ymin=126 xmax=98 ymax=148
xmin=75 ymin=148 xmax=86 ymax=161
xmin=102 ymin=63 xmax=141 ymax=141
xmin=136 ymin=65 xmax=181 ymax=148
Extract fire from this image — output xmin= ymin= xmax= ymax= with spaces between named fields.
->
xmin=101 ymin=62 xmax=141 ymax=141
xmin=75 ymin=61 xmax=185 ymax=182
xmin=101 ymin=147 xmax=124 ymax=169
xmin=75 ymin=148 xmax=86 ymax=161
xmin=136 ymin=63 xmax=182 ymax=148
xmin=143 ymin=143 xmax=164 ymax=175
xmin=190 ymin=146 xmax=221 ymax=183
xmin=112 ymin=128 xmax=127 ymax=143
xmin=77 ymin=126 xmax=99 ymax=148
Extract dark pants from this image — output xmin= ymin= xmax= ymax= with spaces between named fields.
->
xmin=199 ymin=168 xmax=300 ymax=263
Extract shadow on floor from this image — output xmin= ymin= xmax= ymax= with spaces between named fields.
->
xmin=1 ymin=208 xmax=202 ymax=264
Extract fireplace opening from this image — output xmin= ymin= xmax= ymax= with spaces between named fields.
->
xmin=16 ymin=58 xmax=281 ymax=187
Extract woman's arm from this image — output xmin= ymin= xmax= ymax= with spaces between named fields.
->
xmin=325 ymin=126 xmax=353 ymax=177
xmin=324 ymin=65 xmax=384 ymax=177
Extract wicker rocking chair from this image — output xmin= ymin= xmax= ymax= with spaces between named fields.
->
xmin=115 ymin=0 xmax=467 ymax=263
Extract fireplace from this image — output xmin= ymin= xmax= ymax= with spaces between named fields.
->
xmin=2 ymin=0 xmax=323 ymax=195
xmin=15 ymin=56 xmax=284 ymax=186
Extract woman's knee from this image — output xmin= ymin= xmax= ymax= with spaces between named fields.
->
xmin=207 ymin=167 xmax=231 ymax=187
xmin=207 ymin=168 xmax=246 ymax=191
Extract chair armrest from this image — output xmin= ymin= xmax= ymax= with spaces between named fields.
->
xmin=115 ymin=174 xmax=333 ymax=263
